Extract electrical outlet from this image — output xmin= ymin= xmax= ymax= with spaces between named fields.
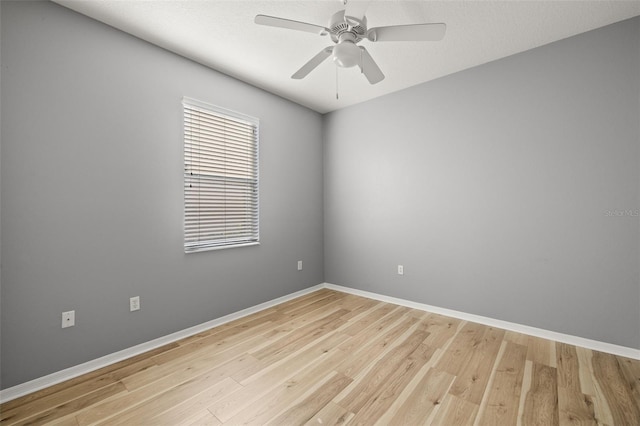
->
xmin=297 ymin=260 xmax=303 ymax=271
xmin=397 ymin=265 xmax=404 ymax=275
xmin=130 ymin=296 xmax=140 ymax=312
xmin=62 ymin=310 xmax=75 ymax=328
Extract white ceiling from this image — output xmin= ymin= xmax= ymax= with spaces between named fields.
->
xmin=53 ymin=0 xmax=640 ymax=114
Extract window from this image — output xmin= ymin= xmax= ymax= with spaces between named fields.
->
xmin=183 ymin=98 xmax=259 ymax=252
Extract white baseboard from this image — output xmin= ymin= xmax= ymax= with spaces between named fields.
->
xmin=2 ymin=281 xmax=638 ymax=403
xmin=0 ymin=284 xmax=324 ymax=404
xmin=323 ymin=283 xmax=640 ymax=360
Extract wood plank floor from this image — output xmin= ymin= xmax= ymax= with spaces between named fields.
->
xmin=1 ymin=289 xmax=639 ymax=425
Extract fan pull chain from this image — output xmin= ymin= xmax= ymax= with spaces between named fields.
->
xmin=336 ymin=66 xmax=339 ymax=100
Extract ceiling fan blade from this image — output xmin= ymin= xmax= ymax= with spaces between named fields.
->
xmin=367 ymin=23 xmax=446 ymax=42
xmin=255 ymin=15 xmax=329 ymax=36
xmin=358 ymin=47 xmax=384 ymax=84
xmin=292 ymin=47 xmax=334 ymax=79
xmin=344 ymin=0 xmax=371 ymax=25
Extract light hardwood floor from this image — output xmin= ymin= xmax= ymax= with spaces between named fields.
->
xmin=1 ymin=289 xmax=639 ymax=425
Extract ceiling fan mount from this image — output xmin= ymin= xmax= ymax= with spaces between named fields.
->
xmin=255 ymin=1 xmax=446 ymax=85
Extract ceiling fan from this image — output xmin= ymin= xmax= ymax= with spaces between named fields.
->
xmin=255 ymin=0 xmax=446 ymax=85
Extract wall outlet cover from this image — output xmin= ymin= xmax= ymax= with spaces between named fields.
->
xmin=130 ymin=296 xmax=140 ymax=312
xmin=62 ymin=310 xmax=75 ymax=328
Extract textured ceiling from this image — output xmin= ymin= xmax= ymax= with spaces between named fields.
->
xmin=53 ymin=1 xmax=640 ymax=113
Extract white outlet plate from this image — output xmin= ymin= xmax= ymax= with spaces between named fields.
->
xmin=130 ymin=296 xmax=140 ymax=312
xmin=297 ymin=260 xmax=303 ymax=271
xmin=397 ymin=265 xmax=404 ymax=275
xmin=62 ymin=310 xmax=75 ymax=328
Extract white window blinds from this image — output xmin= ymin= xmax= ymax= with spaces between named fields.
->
xmin=183 ymin=98 xmax=259 ymax=252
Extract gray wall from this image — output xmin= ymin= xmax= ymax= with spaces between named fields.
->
xmin=0 ymin=1 xmax=324 ymax=388
xmin=0 ymin=0 xmax=3 ymax=380
xmin=1 ymin=0 xmax=638 ymax=392
xmin=324 ymin=17 xmax=640 ymax=349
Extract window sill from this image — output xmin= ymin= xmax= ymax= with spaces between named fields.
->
xmin=184 ymin=241 xmax=260 ymax=254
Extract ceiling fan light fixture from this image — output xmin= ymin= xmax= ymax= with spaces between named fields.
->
xmin=332 ymin=41 xmax=360 ymax=68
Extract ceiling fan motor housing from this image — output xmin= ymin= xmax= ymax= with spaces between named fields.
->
xmin=329 ymin=10 xmax=367 ymax=43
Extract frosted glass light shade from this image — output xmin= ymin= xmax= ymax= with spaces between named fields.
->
xmin=332 ymin=41 xmax=359 ymax=68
